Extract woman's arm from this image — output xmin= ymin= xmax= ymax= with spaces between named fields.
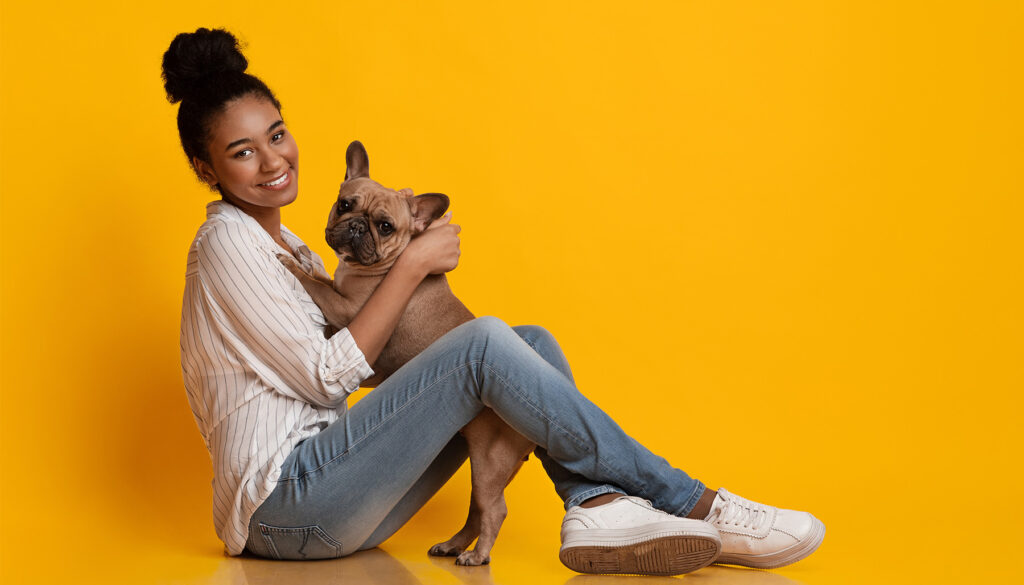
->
xmin=347 ymin=213 xmax=462 ymax=365
xmin=192 ymin=214 xmax=460 ymax=409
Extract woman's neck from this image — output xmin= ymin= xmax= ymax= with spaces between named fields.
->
xmin=221 ymin=195 xmax=283 ymax=241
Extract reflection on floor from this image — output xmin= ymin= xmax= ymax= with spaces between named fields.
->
xmin=202 ymin=547 xmax=803 ymax=585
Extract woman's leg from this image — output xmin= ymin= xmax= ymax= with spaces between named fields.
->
xmin=510 ymin=325 xmax=629 ymax=508
xmin=246 ymin=316 xmax=704 ymax=559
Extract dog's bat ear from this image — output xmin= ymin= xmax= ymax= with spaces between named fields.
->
xmin=345 ymin=141 xmax=370 ymax=181
xmin=408 ymin=193 xmax=450 ymax=234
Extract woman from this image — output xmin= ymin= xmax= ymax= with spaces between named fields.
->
xmin=166 ymin=28 xmax=824 ymax=575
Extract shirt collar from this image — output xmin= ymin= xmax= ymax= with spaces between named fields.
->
xmin=205 ymin=199 xmax=314 ymax=266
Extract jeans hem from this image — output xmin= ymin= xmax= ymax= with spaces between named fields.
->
xmin=672 ymin=480 xmax=707 ymax=517
xmin=564 ymin=485 xmax=628 ymax=510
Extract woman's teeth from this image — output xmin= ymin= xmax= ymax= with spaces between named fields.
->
xmin=261 ymin=173 xmax=288 ymax=186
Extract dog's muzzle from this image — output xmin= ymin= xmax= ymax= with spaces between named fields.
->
xmin=327 ymin=217 xmax=379 ymax=265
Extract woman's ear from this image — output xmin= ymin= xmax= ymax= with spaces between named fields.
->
xmin=193 ymin=157 xmax=218 ymax=188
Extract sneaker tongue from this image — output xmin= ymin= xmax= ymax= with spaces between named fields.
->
xmin=705 ymin=492 xmax=727 ymax=521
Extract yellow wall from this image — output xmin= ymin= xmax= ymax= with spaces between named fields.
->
xmin=1 ymin=1 xmax=1021 ymax=583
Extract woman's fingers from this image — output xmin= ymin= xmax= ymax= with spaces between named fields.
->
xmin=401 ymin=212 xmax=462 ymax=275
xmin=427 ymin=212 xmax=453 ymax=230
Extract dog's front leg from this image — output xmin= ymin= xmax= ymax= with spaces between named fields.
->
xmin=276 ymin=253 xmax=359 ymax=332
xmin=427 ymin=502 xmax=481 ymax=558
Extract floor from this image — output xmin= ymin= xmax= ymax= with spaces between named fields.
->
xmin=5 ymin=458 xmax=1015 ymax=584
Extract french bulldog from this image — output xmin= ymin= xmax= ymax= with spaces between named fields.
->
xmin=277 ymin=140 xmax=535 ymax=566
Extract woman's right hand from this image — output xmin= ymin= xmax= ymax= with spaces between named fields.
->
xmin=398 ymin=212 xmax=462 ymax=277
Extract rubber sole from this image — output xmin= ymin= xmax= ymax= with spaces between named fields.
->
xmin=559 ymin=534 xmax=721 ymax=576
xmin=716 ymin=516 xmax=826 ymax=569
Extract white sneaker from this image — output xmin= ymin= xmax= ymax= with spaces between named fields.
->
xmin=559 ymin=496 xmax=721 ymax=576
xmin=706 ymin=488 xmax=826 ymax=569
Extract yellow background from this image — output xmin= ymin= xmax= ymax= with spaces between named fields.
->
xmin=1 ymin=1 xmax=1021 ymax=583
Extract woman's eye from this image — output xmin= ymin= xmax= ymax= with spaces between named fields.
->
xmin=378 ymin=222 xmax=394 ymax=235
xmin=234 ymin=148 xmax=253 ymax=158
xmin=272 ymin=131 xmax=285 ymax=142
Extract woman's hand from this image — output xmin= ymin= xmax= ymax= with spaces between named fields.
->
xmin=347 ymin=212 xmax=461 ymax=366
xmin=396 ymin=212 xmax=462 ymax=278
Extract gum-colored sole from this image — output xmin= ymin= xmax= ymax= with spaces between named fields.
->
xmin=559 ymin=535 xmax=721 ymax=576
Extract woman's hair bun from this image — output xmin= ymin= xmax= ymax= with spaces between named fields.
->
xmin=161 ymin=28 xmax=248 ymax=104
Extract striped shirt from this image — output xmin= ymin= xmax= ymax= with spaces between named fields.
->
xmin=180 ymin=199 xmax=374 ymax=555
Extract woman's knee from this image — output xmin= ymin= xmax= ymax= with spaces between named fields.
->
xmin=511 ymin=324 xmax=557 ymax=351
xmin=453 ymin=316 xmax=540 ymax=371
xmin=459 ymin=315 xmax=514 ymax=342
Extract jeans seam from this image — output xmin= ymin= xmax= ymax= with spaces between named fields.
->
xmin=276 ymin=362 xmax=478 ymax=483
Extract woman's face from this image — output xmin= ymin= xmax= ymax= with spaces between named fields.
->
xmin=195 ymin=95 xmax=299 ymax=212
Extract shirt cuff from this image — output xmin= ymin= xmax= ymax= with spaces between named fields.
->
xmin=318 ymin=327 xmax=375 ymax=388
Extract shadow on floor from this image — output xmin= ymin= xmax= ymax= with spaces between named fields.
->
xmin=204 ymin=548 xmax=802 ymax=585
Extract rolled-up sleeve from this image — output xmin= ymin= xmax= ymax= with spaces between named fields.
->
xmin=194 ymin=221 xmax=373 ymax=408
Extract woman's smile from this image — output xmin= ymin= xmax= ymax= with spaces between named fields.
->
xmin=258 ymin=171 xmax=291 ymax=189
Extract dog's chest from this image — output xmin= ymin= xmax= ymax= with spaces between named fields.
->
xmin=380 ymin=276 xmax=474 ymax=377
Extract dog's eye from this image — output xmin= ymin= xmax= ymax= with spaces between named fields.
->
xmin=378 ymin=222 xmax=394 ymax=236
xmin=337 ymin=200 xmax=352 ymax=214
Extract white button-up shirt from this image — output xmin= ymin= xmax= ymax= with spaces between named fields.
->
xmin=180 ymin=200 xmax=373 ymax=555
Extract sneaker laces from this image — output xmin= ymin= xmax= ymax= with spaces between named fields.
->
xmin=710 ymin=490 xmax=771 ymax=531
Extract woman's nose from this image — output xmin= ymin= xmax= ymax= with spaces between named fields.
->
xmin=261 ymin=151 xmax=287 ymax=173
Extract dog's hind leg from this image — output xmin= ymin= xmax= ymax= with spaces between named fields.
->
xmin=454 ymin=411 xmax=535 ymax=566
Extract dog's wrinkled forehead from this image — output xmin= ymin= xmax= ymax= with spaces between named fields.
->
xmin=334 ymin=178 xmax=412 ymax=225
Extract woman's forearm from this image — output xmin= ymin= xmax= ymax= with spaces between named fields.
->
xmin=346 ymin=256 xmax=427 ymax=366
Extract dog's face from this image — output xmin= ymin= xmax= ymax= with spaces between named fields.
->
xmin=326 ymin=141 xmax=449 ymax=271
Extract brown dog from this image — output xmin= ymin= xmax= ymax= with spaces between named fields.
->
xmin=277 ymin=141 xmax=534 ymax=566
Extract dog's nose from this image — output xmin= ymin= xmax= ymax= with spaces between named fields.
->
xmin=349 ymin=218 xmax=368 ymax=236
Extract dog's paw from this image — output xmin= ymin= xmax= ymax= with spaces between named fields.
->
xmin=455 ymin=550 xmax=490 ymax=566
xmin=428 ymin=543 xmax=463 ymax=557
xmin=276 ymin=252 xmax=306 ymax=277
xmin=275 ymin=251 xmax=298 ymax=267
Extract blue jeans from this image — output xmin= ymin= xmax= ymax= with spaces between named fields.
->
xmin=245 ymin=317 xmax=705 ymax=559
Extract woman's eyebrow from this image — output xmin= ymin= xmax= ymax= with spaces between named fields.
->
xmin=225 ymin=137 xmax=251 ymax=151
xmin=224 ymin=121 xmax=285 ymax=152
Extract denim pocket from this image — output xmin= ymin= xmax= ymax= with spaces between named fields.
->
xmin=258 ymin=522 xmax=343 ymax=560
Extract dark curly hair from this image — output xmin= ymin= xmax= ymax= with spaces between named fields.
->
xmin=161 ymin=28 xmax=282 ymax=180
